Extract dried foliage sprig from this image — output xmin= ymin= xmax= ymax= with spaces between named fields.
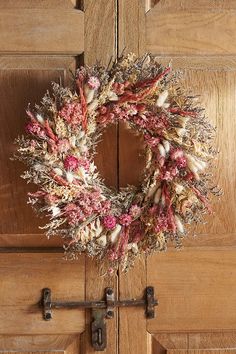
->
xmin=14 ymin=53 xmax=220 ymax=273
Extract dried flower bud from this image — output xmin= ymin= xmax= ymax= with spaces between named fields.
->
xmin=158 ymin=143 xmax=166 ymax=158
xmin=156 ymin=90 xmax=168 ymax=107
xmin=110 ymin=224 xmax=122 ymax=244
xmin=154 ymin=188 xmax=162 ymax=204
xmin=175 ymin=215 xmax=184 ymax=233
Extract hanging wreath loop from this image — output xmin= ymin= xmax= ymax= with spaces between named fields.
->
xmin=14 ymin=53 xmax=219 ymax=273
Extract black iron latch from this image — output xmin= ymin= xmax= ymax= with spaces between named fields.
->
xmin=39 ymin=286 xmax=158 ymax=351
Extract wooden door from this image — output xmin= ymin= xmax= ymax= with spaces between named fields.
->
xmin=1 ymin=1 xmax=236 ymax=354
xmin=118 ymin=1 xmax=236 ymax=353
xmin=0 ymin=1 xmax=118 ymax=353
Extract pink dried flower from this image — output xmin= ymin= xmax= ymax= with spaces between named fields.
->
xmin=112 ymin=105 xmax=122 ymax=115
xmin=26 ymin=121 xmax=46 ymax=138
xmin=44 ymin=194 xmax=59 ymax=205
xmin=64 ymin=203 xmax=85 ymax=225
xmin=145 ymin=135 xmax=160 ymax=147
xmin=127 ymin=105 xmax=138 ymax=116
xmin=119 ymin=213 xmax=132 ymax=226
xmin=64 ymin=155 xmax=79 ymax=171
xmin=149 ymin=205 xmax=158 ymax=215
xmin=64 ymin=203 xmax=77 ymax=212
xmin=99 ymin=106 xmax=108 ymax=115
xmin=101 ymin=200 xmax=111 ymax=215
xmin=162 ymin=166 xmax=178 ymax=181
xmin=103 ymin=215 xmax=117 ymax=230
xmin=77 ymin=158 xmax=90 ymax=171
xmin=87 ymin=76 xmax=100 ymax=90
xmin=57 ymin=139 xmax=71 ymax=154
xmin=129 ymin=205 xmax=141 ymax=218
xmin=113 ymin=82 xmax=125 ymax=95
xmin=170 ymin=148 xmax=184 ymax=160
xmin=176 ymin=156 xmax=187 ymax=168
xmin=154 ymin=215 xmax=168 ymax=233
xmin=59 ymin=102 xmax=83 ymax=125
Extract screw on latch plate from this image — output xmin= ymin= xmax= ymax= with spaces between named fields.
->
xmin=39 ymin=286 xmax=158 ymax=351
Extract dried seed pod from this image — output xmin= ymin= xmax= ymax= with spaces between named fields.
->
xmin=175 ymin=215 xmax=184 ymax=233
xmin=97 ymin=235 xmax=107 ymax=247
xmin=156 ymin=90 xmax=168 ymax=107
xmin=110 ymin=224 xmax=122 ymax=244
xmin=154 ymin=188 xmax=162 ymax=204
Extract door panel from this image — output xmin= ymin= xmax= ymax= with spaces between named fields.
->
xmin=0 ymin=1 xmax=117 ymax=354
xmin=0 ymin=335 xmax=81 ymax=354
xmin=118 ymin=1 xmax=236 ymax=353
xmin=0 ymin=4 xmax=84 ymax=54
xmin=0 ymin=254 xmax=85 ymax=334
xmin=152 ymin=333 xmax=236 ymax=354
xmin=0 ymin=57 xmax=76 ymax=238
xmin=1 ymin=1 xmax=236 ymax=353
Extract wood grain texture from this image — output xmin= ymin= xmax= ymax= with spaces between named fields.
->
xmin=0 ymin=334 xmax=78 ymax=351
xmin=152 ymin=0 xmax=236 ymax=10
xmin=144 ymin=3 xmax=236 ymax=354
xmin=152 ymin=332 xmax=236 ymax=353
xmin=0 ymin=0 xmax=77 ymax=8
xmin=119 ymin=257 xmax=148 ymax=354
xmin=0 ymin=253 xmax=85 ymax=334
xmin=118 ymin=122 xmax=146 ymax=187
xmin=0 ymin=9 xmax=84 ymax=54
xmin=118 ymin=2 xmax=149 ymax=354
xmin=0 ymin=57 xmax=75 ymax=240
xmin=146 ymin=6 xmax=236 ymax=55
xmin=84 ymin=0 xmax=118 ymax=190
xmin=169 ymin=351 xmax=234 ymax=354
xmin=0 ymin=335 xmax=81 ymax=354
xmin=82 ymin=1 xmax=118 ymax=353
xmin=118 ymin=0 xmax=146 ymax=55
xmin=147 ymin=248 xmax=236 ymax=332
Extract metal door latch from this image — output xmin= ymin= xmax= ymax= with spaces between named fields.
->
xmin=39 ymin=286 xmax=158 ymax=351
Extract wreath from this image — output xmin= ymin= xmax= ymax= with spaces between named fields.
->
xmin=14 ymin=53 xmax=219 ymax=273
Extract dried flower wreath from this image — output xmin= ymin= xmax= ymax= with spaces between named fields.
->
xmin=14 ymin=53 xmax=220 ymax=273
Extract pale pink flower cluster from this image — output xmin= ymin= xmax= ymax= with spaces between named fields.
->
xmin=129 ymin=204 xmax=141 ymax=218
xmin=59 ymin=102 xmax=83 ymax=125
xmin=64 ymin=190 xmax=111 ymax=226
xmin=57 ymin=139 xmax=71 ymax=154
xmin=26 ymin=121 xmax=46 ymax=138
xmin=87 ymin=76 xmax=100 ymax=90
xmin=119 ymin=213 xmax=132 ymax=226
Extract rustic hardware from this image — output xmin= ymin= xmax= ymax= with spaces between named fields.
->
xmin=39 ymin=286 xmax=158 ymax=351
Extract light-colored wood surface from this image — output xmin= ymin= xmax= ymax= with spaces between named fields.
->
xmin=118 ymin=3 xmax=149 ymax=354
xmin=147 ymin=4 xmax=236 ymax=55
xmin=151 ymin=0 xmax=236 ymax=10
xmin=0 ymin=1 xmax=116 ymax=354
xmin=82 ymin=1 xmax=118 ymax=353
xmin=1 ymin=1 xmax=236 ymax=353
xmin=0 ymin=0 xmax=78 ymax=8
xmin=0 ymin=335 xmax=81 ymax=354
xmin=0 ymin=7 xmax=84 ymax=54
xmin=0 ymin=253 xmax=85 ymax=334
xmin=152 ymin=332 xmax=236 ymax=353
xmin=148 ymin=248 xmax=236 ymax=332
xmin=118 ymin=0 xmax=236 ymax=353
